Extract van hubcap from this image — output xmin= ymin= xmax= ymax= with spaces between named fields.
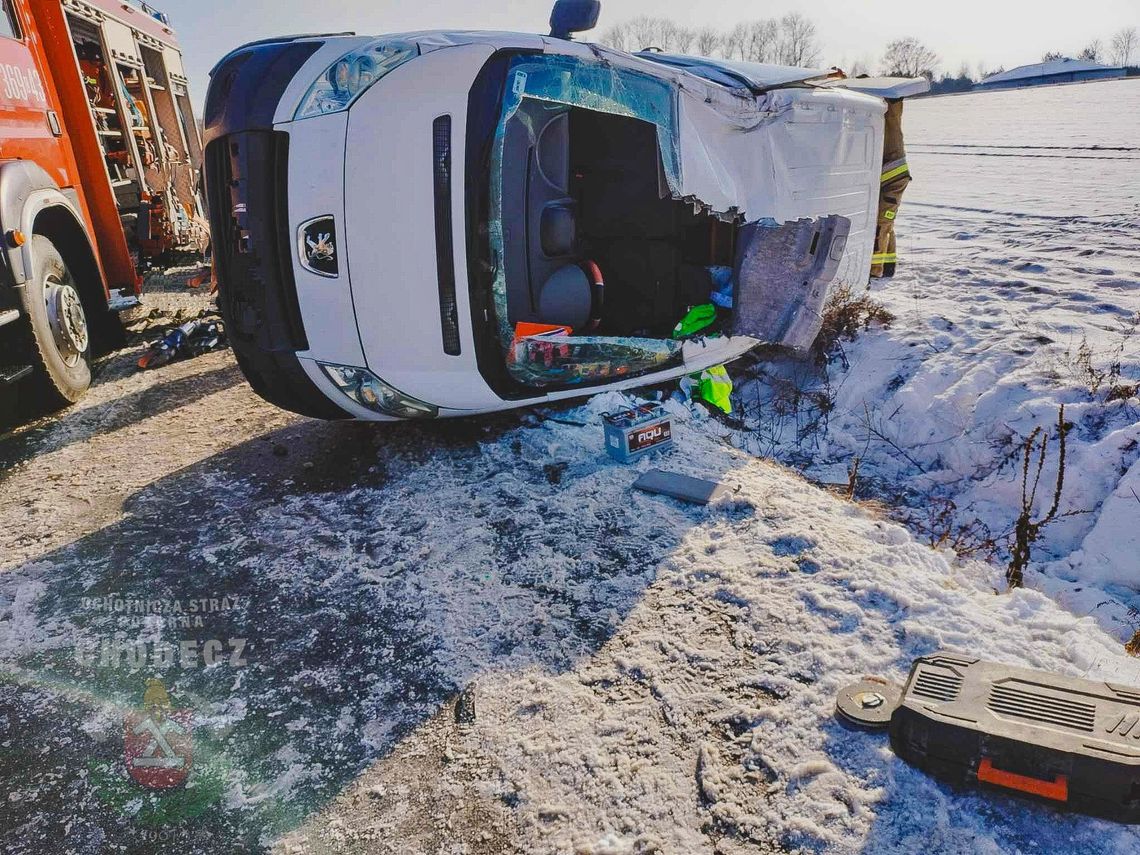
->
xmin=45 ymin=276 xmax=89 ymax=366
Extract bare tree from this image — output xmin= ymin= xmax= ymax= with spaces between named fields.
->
xmin=723 ymin=22 xmax=748 ymax=60
xmin=626 ymin=16 xmax=665 ymax=51
xmin=1111 ymin=26 xmax=1138 ymax=66
xmin=599 ymin=14 xmax=824 ymax=65
xmin=694 ymin=26 xmax=721 ymax=57
xmin=881 ymin=37 xmax=940 ymax=79
xmin=614 ymin=16 xmax=701 ymax=53
xmin=746 ymin=19 xmax=781 ymax=62
xmin=657 ymin=18 xmax=680 ymax=51
xmin=844 ymin=56 xmax=871 ymax=77
xmin=775 ymin=13 xmax=821 ymax=66
xmin=1078 ymin=39 xmax=1102 ymax=62
xmin=599 ymin=22 xmax=630 ymax=52
xmin=672 ymin=25 xmax=696 ymax=55
xmin=1041 ymin=51 xmax=1064 ymax=62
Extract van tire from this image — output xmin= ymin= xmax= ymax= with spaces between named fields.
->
xmin=19 ymin=235 xmax=93 ymax=408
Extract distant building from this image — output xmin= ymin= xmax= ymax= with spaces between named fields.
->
xmin=977 ymin=58 xmax=1126 ymax=90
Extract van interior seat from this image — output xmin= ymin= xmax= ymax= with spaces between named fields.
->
xmin=538 ymin=264 xmax=594 ymax=330
xmin=499 ymin=100 xmax=718 ymax=340
xmin=540 ymin=202 xmax=576 ymax=258
xmin=500 ymin=101 xmax=580 ymax=327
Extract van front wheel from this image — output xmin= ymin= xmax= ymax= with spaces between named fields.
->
xmin=20 ymin=235 xmax=93 ymax=408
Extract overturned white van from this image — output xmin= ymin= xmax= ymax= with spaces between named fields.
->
xmin=203 ymin=12 xmax=926 ymax=420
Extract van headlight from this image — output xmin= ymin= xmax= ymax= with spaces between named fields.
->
xmin=320 ymin=364 xmax=438 ymax=419
xmin=294 ymin=40 xmax=418 ymax=120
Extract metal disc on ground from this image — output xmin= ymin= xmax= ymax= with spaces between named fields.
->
xmin=836 ymin=678 xmax=902 ymax=729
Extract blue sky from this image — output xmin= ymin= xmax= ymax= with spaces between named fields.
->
xmin=159 ymin=0 xmax=1139 ymax=110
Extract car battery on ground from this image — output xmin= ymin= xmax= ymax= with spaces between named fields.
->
xmin=888 ymin=651 xmax=1140 ymax=823
xmin=603 ymin=403 xmax=674 ymax=463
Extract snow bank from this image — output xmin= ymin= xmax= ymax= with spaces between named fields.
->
xmin=734 ymin=80 xmax=1140 ymax=643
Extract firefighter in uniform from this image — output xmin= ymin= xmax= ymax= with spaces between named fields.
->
xmin=872 ymin=99 xmax=911 ymax=279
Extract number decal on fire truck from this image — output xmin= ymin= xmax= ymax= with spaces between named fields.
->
xmin=0 ymin=63 xmax=48 ymax=105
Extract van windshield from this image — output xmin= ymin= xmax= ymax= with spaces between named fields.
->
xmin=485 ymin=54 xmax=699 ymax=390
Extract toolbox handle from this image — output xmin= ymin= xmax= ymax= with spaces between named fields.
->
xmin=977 ymin=757 xmax=1069 ymax=802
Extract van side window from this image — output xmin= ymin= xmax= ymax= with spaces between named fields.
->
xmin=0 ymin=0 xmax=21 ymax=40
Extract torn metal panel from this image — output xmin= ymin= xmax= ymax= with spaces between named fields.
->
xmin=675 ymin=86 xmax=884 ymax=215
xmin=639 ymin=53 xmax=829 ymax=93
xmin=730 ymin=216 xmax=851 ymax=352
xmin=673 ymin=86 xmax=885 ymax=289
xmin=820 ymin=76 xmax=931 ymax=99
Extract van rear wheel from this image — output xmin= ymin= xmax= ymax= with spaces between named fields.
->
xmin=20 ymin=235 xmax=93 ymax=408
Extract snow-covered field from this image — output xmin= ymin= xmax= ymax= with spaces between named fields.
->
xmin=737 ymin=78 xmax=1140 ymax=643
xmin=1 ymin=80 xmax=1138 ymax=854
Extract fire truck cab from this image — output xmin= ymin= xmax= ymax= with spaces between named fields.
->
xmin=0 ymin=0 xmax=205 ymax=410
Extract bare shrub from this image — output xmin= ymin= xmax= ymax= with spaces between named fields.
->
xmin=1066 ymin=335 xmax=1111 ymax=395
xmin=734 ymin=355 xmax=836 ymax=462
xmin=814 ymin=284 xmax=895 ymax=364
xmin=1127 ymin=630 xmax=1140 ymax=658
xmin=1044 ymin=316 xmax=1136 ymax=401
xmin=902 ymin=497 xmax=998 ymax=559
xmin=1007 ymin=406 xmax=1068 ymax=589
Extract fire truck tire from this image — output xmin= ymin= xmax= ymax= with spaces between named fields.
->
xmin=19 ymin=236 xmax=93 ymax=408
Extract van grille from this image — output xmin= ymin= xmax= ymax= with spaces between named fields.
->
xmin=433 ymin=115 xmax=461 ymax=356
xmin=205 ymin=131 xmax=308 ymax=351
xmin=988 ymin=684 xmax=1096 ymax=733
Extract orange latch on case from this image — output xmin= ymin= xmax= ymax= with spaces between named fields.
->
xmin=977 ymin=757 xmax=1069 ymax=802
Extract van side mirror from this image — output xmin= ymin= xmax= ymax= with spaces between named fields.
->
xmin=549 ymin=0 xmax=601 ymax=40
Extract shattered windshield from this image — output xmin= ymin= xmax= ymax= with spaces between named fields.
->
xmin=487 ymin=54 xmax=685 ymax=389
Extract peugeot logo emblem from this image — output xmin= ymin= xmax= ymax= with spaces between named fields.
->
xmin=298 ymin=216 xmax=339 ymax=277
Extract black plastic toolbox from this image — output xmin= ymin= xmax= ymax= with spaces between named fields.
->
xmin=889 ymin=651 xmax=1140 ymax=822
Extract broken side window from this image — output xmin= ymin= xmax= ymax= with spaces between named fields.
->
xmin=487 ymin=54 xmax=685 ymax=388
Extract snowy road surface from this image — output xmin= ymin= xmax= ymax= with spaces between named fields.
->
xmin=2 ymin=80 xmax=1139 ymax=853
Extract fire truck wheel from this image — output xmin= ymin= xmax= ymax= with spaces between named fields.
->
xmin=20 ymin=236 xmax=93 ymax=407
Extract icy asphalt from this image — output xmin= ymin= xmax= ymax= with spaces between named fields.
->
xmin=2 ymin=81 xmax=1140 ymax=855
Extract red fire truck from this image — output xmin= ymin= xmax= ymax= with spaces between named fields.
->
xmin=0 ymin=0 xmax=205 ymax=410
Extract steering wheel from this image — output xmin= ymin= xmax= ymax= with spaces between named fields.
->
xmin=580 ymin=259 xmax=605 ymax=331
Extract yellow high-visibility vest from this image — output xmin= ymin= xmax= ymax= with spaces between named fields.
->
xmin=696 ymin=365 xmax=733 ymax=415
